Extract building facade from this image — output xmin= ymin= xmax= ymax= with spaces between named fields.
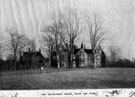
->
xmin=52 ymin=42 xmax=106 ymax=68
xmin=19 ymin=48 xmax=46 ymax=69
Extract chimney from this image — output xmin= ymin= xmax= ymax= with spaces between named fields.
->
xmin=39 ymin=48 xmax=41 ymax=53
xmin=29 ymin=48 xmax=31 ymax=52
xmin=81 ymin=42 xmax=83 ymax=48
xmin=19 ymin=51 xmax=21 ymax=57
xmin=62 ymin=45 xmax=64 ymax=49
xmin=66 ymin=43 xmax=68 ymax=48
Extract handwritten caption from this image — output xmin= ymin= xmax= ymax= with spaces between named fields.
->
xmin=0 ymin=89 xmax=135 ymax=97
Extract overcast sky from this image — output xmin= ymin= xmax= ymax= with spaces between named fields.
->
xmin=0 ymin=0 xmax=135 ymax=60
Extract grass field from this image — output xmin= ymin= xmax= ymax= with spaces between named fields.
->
xmin=1 ymin=68 xmax=135 ymax=89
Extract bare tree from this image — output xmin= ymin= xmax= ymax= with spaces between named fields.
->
xmin=0 ymin=36 xmax=4 ymax=59
xmin=109 ymin=45 xmax=121 ymax=65
xmin=48 ymin=21 xmax=63 ymax=67
xmin=6 ymin=31 xmax=30 ymax=70
xmin=41 ymin=13 xmax=65 ymax=68
xmin=62 ymin=8 xmax=83 ymax=67
xmin=41 ymin=7 xmax=83 ymax=68
xmin=41 ymin=29 xmax=54 ymax=66
xmin=86 ymin=13 xmax=107 ymax=67
xmin=29 ymin=39 xmax=36 ymax=52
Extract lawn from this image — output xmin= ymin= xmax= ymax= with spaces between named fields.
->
xmin=1 ymin=68 xmax=135 ymax=89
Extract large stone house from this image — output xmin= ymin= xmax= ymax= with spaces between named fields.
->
xmin=73 ymin=44 xmax=94 ymax=67
xmin=52 ymin=42 xmax=106 ymax=68
xmin=18 ymin=48 xmax=46 ymax=69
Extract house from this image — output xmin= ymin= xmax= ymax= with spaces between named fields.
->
xmin=6 ymin=54 xmax=14 ymax=61
xmin=93 ymin=46 xmax=106 ymax=67
xmin=52 ymin=42 xmax=106 ymax=68
xmin=19 ymin=48 xmax=46 ymax=69
xmin=74 ymin=43 xmax=106 ymax=67
xmin=73 ymin=44 xmax=94 ymax=67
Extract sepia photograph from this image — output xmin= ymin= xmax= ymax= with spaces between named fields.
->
xmin=0 ymin=0 xmax=135 ymax=90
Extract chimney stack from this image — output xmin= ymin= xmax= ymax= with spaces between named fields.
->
xmin=81 ymin=42 xmax=83 ymax=48
xmin=39 ymin=48 xmax=41 ymax=53
xmin=29 ymin=48 xmax=31 ymax=52
xmin=19 ymin=51 xmax=21 ymax=57
xmin=62 ymin=45 xmax=64 ymax=49
xmin=66 ymin=43 xmax=68 ymax=48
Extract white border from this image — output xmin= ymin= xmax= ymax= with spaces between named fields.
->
xmin=0 ymin=89 xmax=135 ymax=97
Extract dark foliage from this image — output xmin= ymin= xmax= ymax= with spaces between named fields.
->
xmin=0 ymin=59 xmax=15 ymax=71
xmin=45 ymin=58 xmax=49 ymax=62
xmin=106 ymin=59 xmax=135 ymax=68
xmin=51 ymin=57 xmax=58 ymax=68
xmin=51 ymin=52 xmax=58 ymax=68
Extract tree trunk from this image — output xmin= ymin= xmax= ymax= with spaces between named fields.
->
xmin=70 ymin=53 xmax=73 ymax=68
xmin=49 ymin=45 xmax=52 ymax=67
xmin=69 ymin=41 xmax=74 ymax=68
xmin=68 ymin=52 xmax=71 ymax=68
xmin=49 ymin=51 xmax=51 ymax=67
xmin=94 ymin=53 xmax=97 ymax=68
xmin=93 ymin=49 xmax=97 ymax=68
xmin=57 ymin=55 xmax=60 ymax=68
xmin=14 ymin=53 xmax=17 ymax=70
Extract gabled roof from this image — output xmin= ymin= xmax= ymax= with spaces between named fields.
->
xmin=61 ymin=48 xmax=69 ymax=52
xmin=23 ymin=52 xmax=35 ymax=57
xmin=101 ymin=50 xmax=106 ymax=57
xmin=74 ymin=48 xmax=93 ymax=55
xmin=74 ymin=49 xmax=80 ymax=54
xmin=22 ymin=51 xmax=44 ymax=58
xmin=84 ymin=49 xmax=93 ymax=54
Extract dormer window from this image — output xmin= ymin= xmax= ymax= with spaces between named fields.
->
xmin=62 ymin=54 xmax=65 ymax=61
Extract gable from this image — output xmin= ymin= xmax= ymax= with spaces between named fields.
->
xmin=21 ymin=51 xmax=45 ymax=60
xmin=76 ymin=48 xmax=86 ymax=55
xmin=74 ymin=49 xmax=80 ymax=54
xmin=61 ymin=48 xmax=68 ymax=54
xmin=34 ymin=52 xmax=45 ymax=59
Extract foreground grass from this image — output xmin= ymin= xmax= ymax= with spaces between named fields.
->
xmin=1 ymin=68 xmax=135 ymax=89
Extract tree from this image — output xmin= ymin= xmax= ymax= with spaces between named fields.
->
xmin=0 ymin=37 xmax=4 ymax=59
xmin=62 ymin=8 xmax=83 ymax=67
xmin=41 ymin=7 xmax=83 ymax=68
xmin=48 ymin=18 xmax=64 ymax=68
xmin=29 ymin=39 xmax=36 ymax=52
xmin=0 ymin=33 xmax=6 ymax=59
xmin=41 ymin=13 xmax=65 ymax=68
xmin=41 ymin=28 xmax=55 ymax=66
xmin=6 ymin=30 xmax=30 ymax=70
xmin=86 ymin=13 xmax=107 ymax=67
xmin=109 ymin=45 xmax=121 ymax=66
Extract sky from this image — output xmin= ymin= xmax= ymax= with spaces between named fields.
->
xmin=0 ymin=0 xmax=135 ymax=60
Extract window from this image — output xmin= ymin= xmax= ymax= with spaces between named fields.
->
xmin=79 ymin=52 xmax=84 ymax=67
xmin=97 ymin=56 xmax=101 ymax=60
xmin=79 ymin=53 xmax=84 ymax=60
xmin=61 ymin=54 xmax=65 ymax=61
